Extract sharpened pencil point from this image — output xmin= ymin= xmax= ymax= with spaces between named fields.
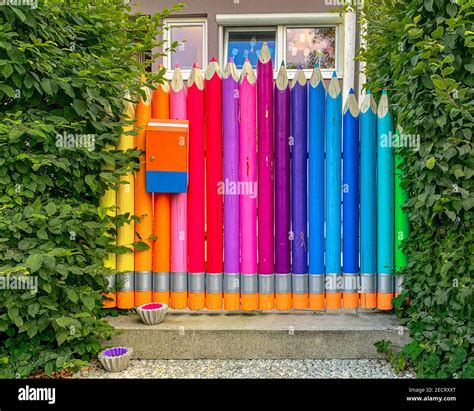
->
xmin=349 ymin=87 xmax=355 ymax=94
xmin=210 ymin=57 xmax=217 ymax=62
xmin=382 ymin=89 xmax=387 ymax=95
xmin=332 ymin=71 xmax=337 ymax=78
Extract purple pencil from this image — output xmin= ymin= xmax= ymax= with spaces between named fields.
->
xmin=222 ymin=59 xmax=240 ymax=311
xmin=274 ymin=62 xmax=291 ymax=310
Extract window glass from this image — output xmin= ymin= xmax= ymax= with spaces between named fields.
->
xmin=286 ymin=27 xmax=336 ymax=70
xmin=170 ymin=25 xmax=204 ymax=69
xmin=227 ymin=30 xmax=276 ymax=70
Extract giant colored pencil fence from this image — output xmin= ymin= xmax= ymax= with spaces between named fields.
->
xmin=106 ymin=48 xmax=403 ymax=312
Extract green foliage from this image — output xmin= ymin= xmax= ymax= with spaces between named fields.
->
xmin=355 ymin=0 xmax=473 ymax=378
xmin=0 ymin=0 xmax=183 ymax=377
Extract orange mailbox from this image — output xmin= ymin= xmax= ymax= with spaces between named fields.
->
xmin=146 ymin=119 xmax=189 ymax=193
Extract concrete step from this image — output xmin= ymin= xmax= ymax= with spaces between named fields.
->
xmin=106 ymin=309 xmax=409 ymax=359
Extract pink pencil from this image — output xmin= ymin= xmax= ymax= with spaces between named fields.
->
xmin=239 ymin=58 xmax=258 ymax=311
xmin=170 ymin=65 xmax=188 ymax=309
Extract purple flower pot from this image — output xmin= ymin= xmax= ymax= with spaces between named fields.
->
xmin=98 ymin=346 xmax=132 ymax=372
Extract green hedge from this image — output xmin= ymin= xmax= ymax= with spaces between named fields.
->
xmin=356 ymin=0 xmax=473 ymax=378
xmin=0 ymin=0 xmax=182 ymax=378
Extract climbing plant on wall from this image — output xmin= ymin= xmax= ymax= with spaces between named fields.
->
xmin=0 ymin=0 xmax=183 ymax=377
xmin=355 ymin=0 xmax=473 ymax=378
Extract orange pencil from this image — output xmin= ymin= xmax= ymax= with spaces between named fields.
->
xmin=151 ymin=78 xmax=171 ymax=305
xmin=134 ymin=78 xmax=153 ymax=306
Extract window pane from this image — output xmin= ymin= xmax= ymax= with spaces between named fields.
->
xmin=227 ymin=30 xmax=276 ymax=70
xmin=170 ymin=25 xmax=204 ymax=70
xmin=286 ymin=27 xmax=336 ymax=70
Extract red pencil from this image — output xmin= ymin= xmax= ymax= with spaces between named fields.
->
xmin=187 ymin=64 xmax=206 ymax=310
xmin=205 ymin=58 xmax=223 ymax=310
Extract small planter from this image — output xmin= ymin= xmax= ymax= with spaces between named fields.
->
xmin=136 ymin=302 xmax=168 ymax=325
xmin=98 ymin=347 xmax=132 ymax=373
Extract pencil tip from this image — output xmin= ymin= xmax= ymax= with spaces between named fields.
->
xmin=281 ymin=60 xmax=285 ymax=66
xmin=297 ymin=64 xmax=303 ymax=70
xmin=175 ymin=63 xmax=180 ymax=69
xmin=192 ymin=62 xmax=199 ymax=68
xmin=210 ymin=57 xmax=217 ymax=62
xmin=332 ymin=71 xmax=337 ymax=78
xmin=349 ymin=87 xmax=355 ymax=94
xmin=366 ymin=89 xmax=371 ymax=94
xmin=244 ymin=57 xmax=250 ymax=62
xmin=314 ymin=63 xmax=319 ymax=69
xmin=382 ymin=89 xmax=387 ymax=95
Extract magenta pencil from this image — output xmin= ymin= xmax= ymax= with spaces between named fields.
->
xmin=239 ymin=58 xmax=258 ymax=311
xmin=257 ymin=43 xmax=274 ymax=310
xmin=169 ymin=65 xmax=188 ymax=309
xmin=222 ymin=59 xmax=240 ymax=310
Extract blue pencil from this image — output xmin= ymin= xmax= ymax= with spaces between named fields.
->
xmin=342 ymin=88 xmax=359 ymax=308
xmin=291 ymin=66 xmax=308 ymax=309
xmin=359 ymin=91 xmax=377 ymax=308
xmin=308 ymin=65 xmax=325 ymax=309
xmin=325 ymin=71 xmax=342 ymax=309
xmin=377 ymin=90 xmax=394 ymax=310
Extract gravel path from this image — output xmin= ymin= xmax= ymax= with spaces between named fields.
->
xmin=75 ymin=359 xmax=415 ymax=379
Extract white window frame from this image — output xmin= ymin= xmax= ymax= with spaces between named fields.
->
xmin=223 ymin=26 xmax=279 ymax=71
xmin=284 ymin=24 xmax=341 ymax=80
xmin=163 ymin=18 xmax=208 ymax=80
xmin=217 ymin=13 xmax=344 ymax=80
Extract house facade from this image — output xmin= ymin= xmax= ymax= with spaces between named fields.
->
xmin=133 ymin=0 xmax=362 ymax=99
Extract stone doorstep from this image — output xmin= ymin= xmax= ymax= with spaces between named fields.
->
xmin=106 ymin=309 xmax=409 ymax=360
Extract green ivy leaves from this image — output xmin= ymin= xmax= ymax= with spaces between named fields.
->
xmin=357 ymin=0 xmax=473 ymax=378
xmin=0 ymin=0 xmax=183 ymax=378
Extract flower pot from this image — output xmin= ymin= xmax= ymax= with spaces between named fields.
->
xmin=98 ymin=347 xmax=132 ymax=373
xmin=136 ymin=302 xmax=168 ymax=325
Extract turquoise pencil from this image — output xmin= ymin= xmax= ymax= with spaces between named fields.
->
xmin=377 ymin=90 xmax=394 ymax=310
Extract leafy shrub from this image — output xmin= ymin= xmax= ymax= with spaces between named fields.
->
xmin=0 ymin=0 xmax=182 ymax=377
xmin=355 ymin=0 xmax=473 ymax=377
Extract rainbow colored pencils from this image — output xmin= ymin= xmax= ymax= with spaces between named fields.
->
xmin=151 ymin=80 xmax=171 ymax=305
xmin=291 ymin=67 xmax=309 ymax=309
xmin=170 ymin=66 xmax=188 ymax=309
xmin=359 ymin=91 xmax=377 ymax=308
xmin=222 ymin=59 xmax=240 ymax=310
xmin=205 ymin=58 xmax=223 ymax=310
xmin=257 ymin=43 xmax=274 ymax=310
xmin=239 ymin=58 xmax=258 ymax=311
xmin=187 ymin=64 xmax=206 ymax=310
xmin=134 ymin=80 xmax=153 ymax=307
xmin=274 ymin=62 xmax=291 ymax=310
xmin=394 ymin=129 xmax=408 ymax=296
xmin=325 ymin=72 xmax=342 ymax=309
xmin=377 ymin=91 xmax=394 ymax=310
xmin=308 ymin=65 xmax=325 ymax=310
xmin=117 ymin=96 xmax=136 ymax=309
xmin=342 ymin=88 xmax=360 ymax=309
